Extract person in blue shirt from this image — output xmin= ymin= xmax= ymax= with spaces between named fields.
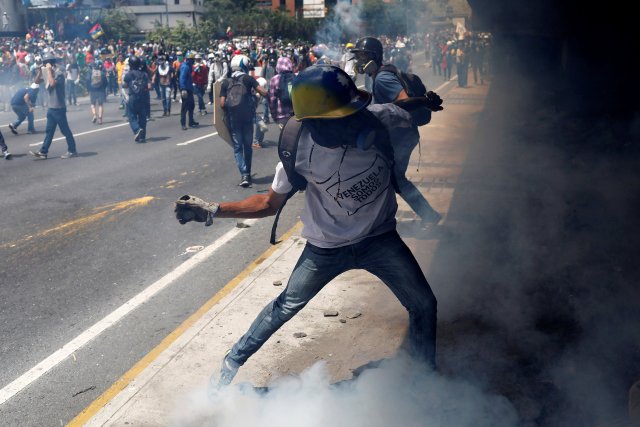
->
xmin=352 ymin=36 xmax=443 ymax=226
xmin=9 ymin=82 xmax=39 ymax=135
xmin=179 ymin=52 xmax=198 ymax=130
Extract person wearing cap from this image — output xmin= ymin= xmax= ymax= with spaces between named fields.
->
xmin=8 ymin=82 xmax=39 ymax=135
xmin=192 ymin=53 xmax=208 ymax=116
xmin=178 ymin=52 xmax=198 ymax=130
xmin=176 ymin=65 xmax=438 ymax=392
xmin=2 ymin=12 xmax=10 ymax=31
xmin=30 ymin=53 xmax=78 ymax=159
xmin=352 ymin=36 xmax=443 ymax=226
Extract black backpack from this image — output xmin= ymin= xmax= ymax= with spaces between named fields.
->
xmin=375 ymin=64 xmax=431 ymax=126
xmin=225 ymin=75 xmax=254 ymax=121
xmin=270 ymin=112 xmax=399 ymax=244
xmin=277 ymin=72 xmax=294 ymax=107
xmin=128 ymin=71 xmax=146 ymax=96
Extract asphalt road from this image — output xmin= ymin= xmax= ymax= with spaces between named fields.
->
xmin=0 ymin=60 xmax=451 ymax=425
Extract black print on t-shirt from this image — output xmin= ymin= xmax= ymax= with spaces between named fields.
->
xmin=324 ymin=154 xmax=391 ymax=216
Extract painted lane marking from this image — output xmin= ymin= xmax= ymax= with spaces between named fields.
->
xmin=0 ymin=218 xmax=258 ymax=406
xmin=176 ymin=132 xmax=218 ymax=146
xmin=29 ymin=122 xmax=130 ymax=146
xmin=67 ymin=222 xmax=302 ymax=426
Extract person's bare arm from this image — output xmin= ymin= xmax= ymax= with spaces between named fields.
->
xmin=219 ymin=95 xmax=226 ymax=108
xmin=216 ymin=188 xmax=288 ymax=219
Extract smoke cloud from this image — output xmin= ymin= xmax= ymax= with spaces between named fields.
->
xmin=170 ymin=354 xmax=519 ymax=427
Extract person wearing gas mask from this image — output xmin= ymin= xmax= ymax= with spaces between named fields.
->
xmin=174 ymin=65 xmax=438 ymax=392
xmin=179 ymin=52 xmax=198 ymax=130
xmin=154 ymin=55 xmax=173 ymax=116
xmin=352 ymin=36 xmax=444 ymax=226
xmin=30 ymin=53 xmax=78 ymax=159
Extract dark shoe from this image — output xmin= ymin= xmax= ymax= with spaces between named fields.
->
xmin=3 ymin=151 xmax=12 ymax=160
xmin=134 ymin=129 xmax=144 ymax=142
xmin=8 ymin=123 xmax=17 ymax=134
xmin=92 ymin=115 xmax=97 ymax=123
xmin=60 ymin=152 xmax=78 ymax=159
xmin=30 ymin=150 xmax=47 ymax=159
xmin=239 ymin=175 xmax=251 ymax=188
xmin=189 ymin=122 xmax=199 ymax=128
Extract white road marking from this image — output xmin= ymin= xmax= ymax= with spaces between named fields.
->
xmin=0 ymin=218 xmax=258 ymax=406
xmin=176 ymin=132 xmax=218 ymax=146
xmin=29 ymin=122 xmax=130 ymax=147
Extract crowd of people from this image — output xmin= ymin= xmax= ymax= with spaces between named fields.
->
xmin=0 ymin=28 xmax=490 ymax=164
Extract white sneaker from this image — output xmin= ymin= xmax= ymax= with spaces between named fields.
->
xmin=3 ymin=151 xmax=12 ymax=160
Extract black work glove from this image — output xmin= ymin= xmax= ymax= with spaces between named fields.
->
xmin=174 ymin=195 xmax=219 ymax=226
xmin=425 ymin=91 xmax=444 ymax=111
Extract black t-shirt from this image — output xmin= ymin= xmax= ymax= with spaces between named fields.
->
xmin=219 ymin=73 xmax=258 ymax=98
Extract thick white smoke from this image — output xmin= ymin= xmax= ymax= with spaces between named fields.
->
xmin=169 ymin=355 xmax=519 ymax=427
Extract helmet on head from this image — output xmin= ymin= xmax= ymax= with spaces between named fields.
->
xmin=230 ymin=54 xmax=250 ymax=72
xmin=128 ymin=55 xmax=141 ymax=70
xmin=345 ymin=42 xmax=355 ymax=50
xmin=291 ymin=64 xmax=371 ymax=120
xmin=42 ymin=53 xmax=56 ymax=65
xmin=351 ymin=37 xmax=383 ymax=65
xmin=195 ymin=53 xmax=202 ymax=60
xmin=185 ymin=52 xmax=195 ymax=60
xmin=93 ymin=60 xmax=103 ymax=69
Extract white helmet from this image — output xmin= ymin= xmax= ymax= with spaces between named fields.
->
xmin=230 ymin=54 xmax=250 ymax=72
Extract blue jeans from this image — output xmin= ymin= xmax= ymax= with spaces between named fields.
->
xmin=261 ymin=96 xmax=270 ymax=122
xmin=12 ymin=105 xmax=35 ymax=131
xmin=160 ymin=84 xmax=171 ymax=112
xmin=194 ymin=85 xmax=206 ymax=111
xmin=393 ymin=137 xmax=440 ymax=221
xmin=228 ymin=116 xmax=253 ymax=176
xmin=66 ymin=80 xmax=77 ymax=105
xmin=228 ymin=230 xmax=437 ymax=367
xmin=41 ymin=108 xmax=76 ymax=155
xmin=127 ymin=96 xmax=147 ymax=135
xmin=254 ymin=114 xmax=264 ymax=144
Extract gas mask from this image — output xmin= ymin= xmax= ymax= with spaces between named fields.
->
xmin=354 ymin=54 xmax=379 ymax=75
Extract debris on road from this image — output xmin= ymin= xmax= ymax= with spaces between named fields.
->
xmin=323 ymin=310 xmax=339 ymax=317
xmin=346 ymin=311 xmax=362 ymax=319
xmin=293 ymin=332 xmax=307 ymax=338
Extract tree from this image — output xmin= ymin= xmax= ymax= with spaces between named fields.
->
xmin=101 ymin=9 xmax=137 ymax=41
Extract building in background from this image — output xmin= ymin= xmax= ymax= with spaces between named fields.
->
xmin=120 ymin=0 xmax=205 ymax=31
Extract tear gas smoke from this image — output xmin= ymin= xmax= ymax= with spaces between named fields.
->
xmin=170 ymin=355 xmax=519 ymax=427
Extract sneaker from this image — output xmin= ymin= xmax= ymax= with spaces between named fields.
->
xmin=92 ymin=115 xmax=97 ymax=123
xmin=207 ymin=101 xmax=212 ymax=105
xmin=217 ymin=351 xmax=240 ymax=387
xmin=8 ymin=123 xmax=17 ymax=134
xmin=60 ymin=152 xmax=78 ymax=159
xmin=3 ymin=151 xmax=11 ymax=160
xmin=239 ymin=175 xmax=251 ymax=188
xmin=29 ymin=150 xmax=47 ymax=159
xmin=134 ymin=129 xmax=144 ymax=142
xmin=189 ymin=122 xmax=199 ymax=128
xmin=182 ymin=125 xmax=188 ymax=130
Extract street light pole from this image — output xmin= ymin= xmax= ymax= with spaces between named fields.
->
xmin=165 ymin=0 xmax=169 ymax=27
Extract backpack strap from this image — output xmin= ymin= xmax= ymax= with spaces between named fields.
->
xmin=270 ymin=117 xmax=306 ymax=245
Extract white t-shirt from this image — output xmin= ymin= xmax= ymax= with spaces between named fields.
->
xmin=272 ymin=104 xmax=412 ymax=248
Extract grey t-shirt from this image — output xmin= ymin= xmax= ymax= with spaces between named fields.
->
xmin=272 ymin=104 xmax=414 ymax=248
xmin=46 ymin=67 xmax=66 ymax=109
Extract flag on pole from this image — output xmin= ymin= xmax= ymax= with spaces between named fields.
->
xmin=89 ymin=23 xmax=104 ymax=40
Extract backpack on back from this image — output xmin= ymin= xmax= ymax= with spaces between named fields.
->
xmin=270 ymin=112 xmax=399 ymax=244
xmin=128 ymin=71 xmax=146 ymax=95
xmin=277 ymin=72 xmax=294 ymax=107
xmin=225 ymin=75 xmax=254 ymax=121
xmin=90 ymin=68 xmax=103 ymax=89
xmin=376 ymin=64 xmax=431 ymax=126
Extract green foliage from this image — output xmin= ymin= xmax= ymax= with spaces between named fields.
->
xmin=101 ymin=9 xmax=137 ymax=41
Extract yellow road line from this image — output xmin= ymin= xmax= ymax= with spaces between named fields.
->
xmin=67 ymin=221 xmax=302 ymax=426
xmin=0 ymin=196 xmax=155 ymax=250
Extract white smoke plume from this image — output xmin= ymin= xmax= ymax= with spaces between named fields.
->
xmin=169 ymin=354 xmax=518 ymax=427
xmin=314 ymin=1 xmax=363 ymax=59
